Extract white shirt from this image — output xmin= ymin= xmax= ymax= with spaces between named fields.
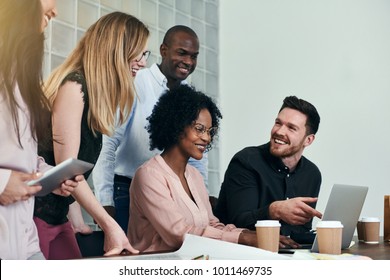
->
xmin=0 ymin=84 xmax=50 ymax=259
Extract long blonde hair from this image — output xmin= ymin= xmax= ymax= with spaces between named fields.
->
xmin=44 ymin=12 xmax=149 ymax=136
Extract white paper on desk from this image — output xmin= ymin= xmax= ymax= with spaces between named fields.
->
xmin=177 ymin=234 xmax=290 ymax=260
xmin=94 ymin=234 xmax=290 ymax=260
xmin=102 ymin=252 xmax=184 ymax=260
xmin=90 ymin=252 xmax=184 ymax=260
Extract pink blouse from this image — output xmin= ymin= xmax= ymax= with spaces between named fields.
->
xmin=128 ymin=155 xmax=243 ymax=252
xmin=0 ymin=84 xmax=50 ymax=259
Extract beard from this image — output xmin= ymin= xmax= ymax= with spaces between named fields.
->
xmin=269 ymin=136 xmax=306 ymax=158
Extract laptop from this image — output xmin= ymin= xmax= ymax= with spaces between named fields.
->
xmin=280 ymin=184 xmax=369 ymax=253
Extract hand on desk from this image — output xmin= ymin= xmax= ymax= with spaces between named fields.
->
xmin=238 ymin=230 xmax=302 ymax=249
xmin=238 ymin=230 xmax=258 ymax=247
xmin=279 ymin=235 xmax=300 ymax=249
xmin=103 ymin=222 xmax=139 ymax=256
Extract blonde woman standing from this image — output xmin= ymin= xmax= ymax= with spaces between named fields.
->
xmin=34 ymin=12 xmax=149 ymax=259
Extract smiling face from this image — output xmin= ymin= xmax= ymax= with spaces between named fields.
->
xmin=269 ymin=108 xmax=314 ymax=160
xmin=129 ymin=46 xmax=149 ymax=77
xmin=159 ymin=31 xmax=199 ymax=88
xmin=40 ymin=0 xmax=57 ymax=32
xmin=177 ymin=109 xmax=211 ymax=161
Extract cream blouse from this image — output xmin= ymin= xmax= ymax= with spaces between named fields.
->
xmin=128 ymin=155 xmax=242 ymax=252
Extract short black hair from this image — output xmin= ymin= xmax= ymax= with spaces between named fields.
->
xmin=147 ymin=85 xmax=222 ymax=151
xmin=162 ymin=25 xmax=198 ymax=46
xmin=279 ymin=96 xmax=320 ymax=135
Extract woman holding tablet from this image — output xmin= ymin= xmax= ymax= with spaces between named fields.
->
xmin=0 ymin=0 xmax=81 ymax=260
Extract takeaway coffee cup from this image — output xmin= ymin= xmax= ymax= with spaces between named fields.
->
xmin=316 ymin=220 xmax=343 ymax=255
xmin=361 ymin=217 xmax=380 ymax=244
xmin=255 ymin=220 xmax=281 ymax=253
xmin=356 ymin=219 xmax=365 ymax=242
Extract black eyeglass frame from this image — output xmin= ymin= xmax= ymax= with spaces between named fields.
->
xmin=135 ymin=50 xmax=151 ymax=62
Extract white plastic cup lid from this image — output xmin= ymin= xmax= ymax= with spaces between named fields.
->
xmin=316 ymin=220 xmax=343 ymax=228
xmin=361 ymin=217 xmax=380 ymax=223
xmin=255 ymin=220 xmax=281 ymax=227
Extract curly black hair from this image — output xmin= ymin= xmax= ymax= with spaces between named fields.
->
xmin=147 ymin=84 xmax=222 ymax=151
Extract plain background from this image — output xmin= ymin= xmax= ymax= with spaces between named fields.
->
xmin=219 ymin=0 xmax=390 ymax=233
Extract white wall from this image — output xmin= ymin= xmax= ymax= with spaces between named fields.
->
xmin=219 ymin=0 xmax=390 ymax=233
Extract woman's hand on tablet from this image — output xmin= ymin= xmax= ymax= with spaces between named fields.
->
xmin=52 ymin=174 xmax=84 ymax=197
xmin=0 ymin=171 xmax=42 ymax=205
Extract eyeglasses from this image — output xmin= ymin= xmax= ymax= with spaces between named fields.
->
xmin=135 ymin=50 xmax=151 ymax=62
xmin=192 ymin=123 xmax=218 ymax=138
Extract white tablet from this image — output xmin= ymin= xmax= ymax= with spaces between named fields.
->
xmin=28 ymin=158 xmax=94 ymax=197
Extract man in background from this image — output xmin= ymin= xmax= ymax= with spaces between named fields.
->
xmin=93 ymin=25 xmax=208 ymax=233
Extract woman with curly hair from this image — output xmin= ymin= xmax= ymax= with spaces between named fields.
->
xmin=128 ymin=85 xmax=258 ymax=252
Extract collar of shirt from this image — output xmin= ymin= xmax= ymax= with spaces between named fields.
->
xmin=151 ymin=63 xmax=188 ymax=90
xmin=262 ymin=142 xmax=304 ymax=175
xmin=149 ymin=63 xmax=168 ymax=89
